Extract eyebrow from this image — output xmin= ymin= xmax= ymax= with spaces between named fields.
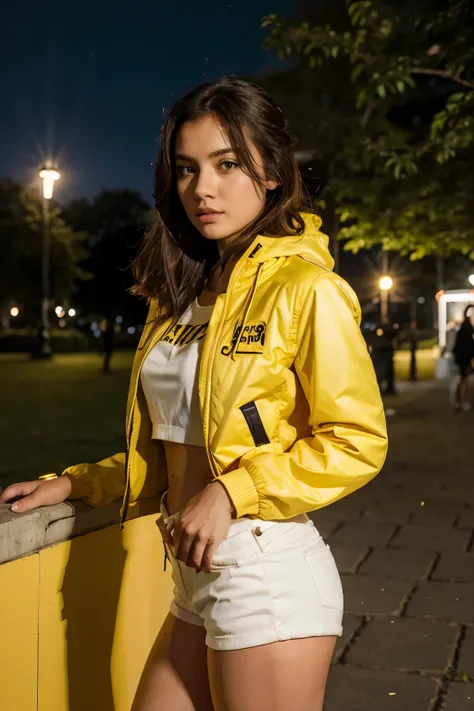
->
xmin=174 ymin=148 xmax=236 ymax=162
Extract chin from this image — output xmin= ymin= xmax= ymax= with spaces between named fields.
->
xmin=195 ymin=221 xmax=234 ymax=241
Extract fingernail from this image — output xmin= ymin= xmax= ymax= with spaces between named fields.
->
xmin=11 ymin=503 xmax=19 ymax=512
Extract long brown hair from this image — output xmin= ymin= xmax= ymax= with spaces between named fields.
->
xmin=132 ymin=75 xmax=305 ymax=328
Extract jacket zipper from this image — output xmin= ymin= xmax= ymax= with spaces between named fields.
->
xmin=120 ymin=319 xmax=173 ymax=527
xmin=119 ymin=409 xmax=134 ymax=529
xmin=202 ymin=263 xmax=245 ymax=478
xmin=202 ymin=241 xmax=263 ymax=476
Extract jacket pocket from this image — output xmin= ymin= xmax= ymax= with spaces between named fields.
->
xmin=239 ymin=401 xmax=270 ymax=447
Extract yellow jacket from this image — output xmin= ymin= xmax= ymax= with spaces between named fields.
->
xmin=63 ymin=213 xmax=387 ymax=524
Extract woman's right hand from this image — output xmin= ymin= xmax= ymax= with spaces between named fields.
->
xmin=0 ymin=476 xmax=73 ymax=513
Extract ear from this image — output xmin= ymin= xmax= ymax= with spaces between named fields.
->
xmin=264 ymin=178 xmax=279 ymax=191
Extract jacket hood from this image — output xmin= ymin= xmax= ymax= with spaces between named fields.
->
xmin=250 ymin=212 xmax=334 ymax=272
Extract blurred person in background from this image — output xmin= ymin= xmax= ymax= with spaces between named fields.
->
xmin=99 ymin=317 xmax=115 ymax=374
xmin=452 ymin=305 xmax=474 ymax=412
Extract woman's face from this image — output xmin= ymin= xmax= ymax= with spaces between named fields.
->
xmin=174 ymin=114 xmax=277 ymax=249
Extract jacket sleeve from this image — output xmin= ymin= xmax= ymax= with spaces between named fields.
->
xmin=218 ymin=271 xmax=388 ymax=520
xmin=61 ymin=452 xmax=126 ymax=508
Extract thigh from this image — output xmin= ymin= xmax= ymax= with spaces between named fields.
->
xmin=208 ymin=635 xmax=337 ymax=711
xmin=132 ymin=613 xmax=213 ymax=711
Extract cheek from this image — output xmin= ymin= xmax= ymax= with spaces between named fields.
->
xmin=226 ymin=173 xmax=266 ymax=213
xmin=176 ymin=181 xmax=193 ymax=211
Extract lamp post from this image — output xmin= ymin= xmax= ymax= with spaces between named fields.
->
xmin=33 ymin=167 xmax=60 ymax=359
xmin=379 ymin=275 xmax=393 ymax=324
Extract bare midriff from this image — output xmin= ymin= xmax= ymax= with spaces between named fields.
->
xmin=163 ymin=442 xmax=215 ymax=515
xmin=162 ymin=283 xmax=220 ymax=517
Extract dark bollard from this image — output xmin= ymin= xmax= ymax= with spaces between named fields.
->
xmin=385 ymin=345 xmax=397 ymax=395
xmin=409 ymin=343 xmax=418 ymax=381
xmin=366 ymin=324 xmax=397 ymax=395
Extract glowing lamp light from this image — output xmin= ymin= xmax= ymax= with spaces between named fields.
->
xmin=379 ymin=276 xmax=393 ymax=292
xmin=39 ymin=168 xmax=60 ymax=200
xmin=469 ymin=275 xmax=474 ymax=287
xmin=68 ymin=308 xmax=76 ymax=317
xmin=10 ymin=307 xmax=20 ymax=317
xmin=55 ymin=305 xmax=66 ymax=318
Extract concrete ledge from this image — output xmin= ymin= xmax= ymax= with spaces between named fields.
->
xmin=0 ymin=496 xmax=160 ymax=565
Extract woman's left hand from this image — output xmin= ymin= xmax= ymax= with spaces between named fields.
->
xmin=170 ymin=482 xmax=236 ymax=572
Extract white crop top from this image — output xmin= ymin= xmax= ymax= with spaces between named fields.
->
xmin=140 ymin=297 xmax=215 ymax=447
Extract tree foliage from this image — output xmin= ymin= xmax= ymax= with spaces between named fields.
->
xmin=64 ymin=190 xmax=150 ymax=322
xmin=0 ymin=179 xmax=89 ymax=322
xmin=261 ymin=0 xmax=474 ymax=259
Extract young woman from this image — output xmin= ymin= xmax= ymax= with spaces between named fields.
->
xmin=1 ymin=76 xmax=387 ymax=711
xmin=453 ymin=305 xmax=474 ymax=411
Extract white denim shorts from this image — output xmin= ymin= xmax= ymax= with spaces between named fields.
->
xmin=160 ymin=496 xmax=344 ymax=651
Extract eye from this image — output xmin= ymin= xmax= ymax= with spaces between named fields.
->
xmin=219 ymin=160 xmax=240 ymax=171
xmin=176 ymin=165 xmax=195 ymax=178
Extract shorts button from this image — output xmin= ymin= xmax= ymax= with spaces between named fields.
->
xmin=253 ymin=526 xmax=263 ymax=537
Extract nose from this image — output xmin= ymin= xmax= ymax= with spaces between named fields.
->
xmin=193 ymin=166 xmax=218 ymax=201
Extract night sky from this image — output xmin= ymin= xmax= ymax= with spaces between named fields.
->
xmin=1 ymin=0 xmax=295 ymax=204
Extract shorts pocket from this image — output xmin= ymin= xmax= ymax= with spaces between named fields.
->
xmin=209 ymin=556 xmax=241 ymax=571
xmin=210 ymin=536 xmax=258 ymax=571
xmin=304 ymin=548 xmax=344 ymax=611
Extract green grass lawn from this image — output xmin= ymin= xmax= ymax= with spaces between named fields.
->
xmin=0 ymin=352 xmax=134 ymax=489
xmin=0 ymin=348 xmax=437 ymax=490
xmin=394 ymin=349 xmax=436 ymax=380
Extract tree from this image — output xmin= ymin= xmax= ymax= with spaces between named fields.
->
xmin=0 ymin=179 xmax=89 ymax=326
xmin=64 ymin=190 xmax=150 ymax=324
xmin=261 ymin=0 xmax=474 ymax=259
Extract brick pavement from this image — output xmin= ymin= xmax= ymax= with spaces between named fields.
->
xmin=310 ymin=381 xmax=474 ymax=711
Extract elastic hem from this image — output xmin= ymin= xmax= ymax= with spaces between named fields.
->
xmin=61 ymin=465 xmax=94 ymax=501
xmin=217 ymin=467 xmax=259 ymax=518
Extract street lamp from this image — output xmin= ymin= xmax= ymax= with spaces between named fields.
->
xmin=33 ymin=166 xmax=60 ymax=359
xmin=379 ymin=276 xmax=393 ymax=324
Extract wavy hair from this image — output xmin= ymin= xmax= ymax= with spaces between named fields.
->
xmin=132 ymin=75 xmax=305 ymax=327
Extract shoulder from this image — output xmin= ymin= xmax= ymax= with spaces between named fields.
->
xmin=283 ymin=256 xmax=361 ymax=322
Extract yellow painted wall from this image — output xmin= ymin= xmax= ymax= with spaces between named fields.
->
xmin=0 ymin=511 xmax=173 ymax=711
xmin=0 ymin=555 xmax=39 ymax=711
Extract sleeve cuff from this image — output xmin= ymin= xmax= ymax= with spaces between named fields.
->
xmin=61 ymin=465 xmax=94 ymax=502
xmin=217 ymin=467 xmax=260 ymax=518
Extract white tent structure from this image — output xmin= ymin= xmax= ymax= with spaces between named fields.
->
xmin=436 ymin=289 xmax=474 ymax=378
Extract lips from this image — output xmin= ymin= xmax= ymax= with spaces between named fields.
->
xmin=196 ymin=208 xmax=223 ymax=224
xmin=196 ymin=208 xmax=222 ymax=216
xmin=198 ymin=212 xmax=222 ymax=224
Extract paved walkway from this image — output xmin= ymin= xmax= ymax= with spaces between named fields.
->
xmin=312 ymin=379 xmax=474 ymax=711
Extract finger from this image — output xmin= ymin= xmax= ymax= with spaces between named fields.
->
xmin=10 ymin=488 xmax=45 ymax=513
xmin=172 ymin=519 xmax=184 ymax=548
xmin=0 ymin=481 xmax=39 ymax=504
xmin=175 ymin=530 xmax=195 ymax=566
xmin=201 ymin=540 xmax=219 ymax=573
xmin=187 ymin=535 xmax=210 ymax=570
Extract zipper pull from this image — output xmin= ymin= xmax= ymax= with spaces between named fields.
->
xmin=249 ymin=243 xmax=263 ymax=258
